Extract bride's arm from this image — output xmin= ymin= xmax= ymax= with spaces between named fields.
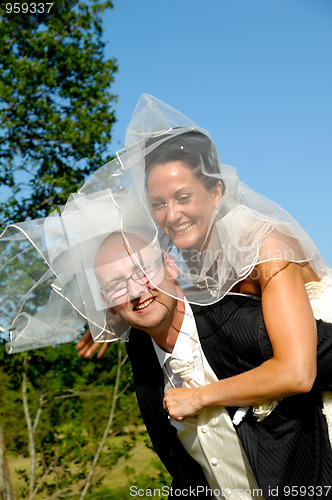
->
xmin=164 ymin=260 xmax=317 ymax=420
xmin=77 ymin=329 xmax=110 ymax=358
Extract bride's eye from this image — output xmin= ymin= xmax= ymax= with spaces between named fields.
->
xmin=177 ymin=193 xmax=193 ymax=204
xmin=150 ymin=200 xmax=166 ymax=210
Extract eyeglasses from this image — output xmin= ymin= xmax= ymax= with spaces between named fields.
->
xmin=101 ymin=258 xmax=162 ymax=304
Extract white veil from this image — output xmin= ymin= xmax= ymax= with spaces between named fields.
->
xmin=0 ymin=94 xmax=330 ymax=352
xmin=103 ymin=94 xmax=329 ymax=303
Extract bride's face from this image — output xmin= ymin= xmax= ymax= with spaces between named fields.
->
xmin=147 ymin=161 xmax=222 ymax=251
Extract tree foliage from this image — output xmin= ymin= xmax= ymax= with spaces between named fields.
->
xmin=0 ymin=3 xmax=171 ymax=497
xmin=0 ymin=0 xmax=118 ymax=227
xmin=0 ymin=339 xmax=145 ymax=498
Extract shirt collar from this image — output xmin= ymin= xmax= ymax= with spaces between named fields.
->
xmin=153 ymin=298 xmax=195 ymax=367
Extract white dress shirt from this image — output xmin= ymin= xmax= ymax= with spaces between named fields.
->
xmin=153 ymin=299 xmax=264 ymax=500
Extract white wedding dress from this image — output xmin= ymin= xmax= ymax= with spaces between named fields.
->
xmin=306 ymin=276 xmax=332 ymax=444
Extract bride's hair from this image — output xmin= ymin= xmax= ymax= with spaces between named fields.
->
xmin=144 ymin=129 xmax=222 ymax=191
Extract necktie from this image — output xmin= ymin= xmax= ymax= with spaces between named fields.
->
xmin=168 ymin=357 xmax=199 ymax=388
xmin=168 ymin=356 xmax=249 ymax=425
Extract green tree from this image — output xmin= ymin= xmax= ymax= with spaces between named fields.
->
xmin=0 ymin=339 xmax=141 ymax=498
xmin=0 ymin=1 xmax=119 ymax=497
xmin=0 ymin=0 xmax=118 ymax=228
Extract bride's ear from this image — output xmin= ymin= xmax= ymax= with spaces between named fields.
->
xmin=213 ymin=180 xmax=223 ymax=207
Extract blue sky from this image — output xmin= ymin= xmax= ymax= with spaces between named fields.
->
xmin=102 ymin=0 xmax=332 ymax=264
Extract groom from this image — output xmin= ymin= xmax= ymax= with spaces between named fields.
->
xmin=79 ymin=231 xmax=332 ymax=500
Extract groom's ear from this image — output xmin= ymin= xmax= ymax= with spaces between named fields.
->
xmin=163 ymin=254 xmax=179 ymax=280
xmin=100 ymin=291 xmax=117 ymax=315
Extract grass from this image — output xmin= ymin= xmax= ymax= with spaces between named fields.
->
xmin=7 ymin=430 xmax=169 ymax=499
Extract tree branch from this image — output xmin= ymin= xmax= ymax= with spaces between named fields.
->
xmin=29 ymin=462 xmax=54 ymax=500
xmin=32 ymin=392 xmax=45 ymax=436
xmin=22 ymin=356 xmax=36 ymax=499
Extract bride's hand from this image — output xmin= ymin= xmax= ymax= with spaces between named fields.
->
xmin=163 ymin=387 xmax=203 ymax=421
xmin=77 ymin=329 xmax=110 ymax=358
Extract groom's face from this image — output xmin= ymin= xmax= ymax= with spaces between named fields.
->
xmin=94 ymin=233 xmax=179 ymax=333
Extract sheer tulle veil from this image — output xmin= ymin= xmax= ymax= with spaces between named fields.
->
xmin=1 ymin=94 xmax=330 ymax=352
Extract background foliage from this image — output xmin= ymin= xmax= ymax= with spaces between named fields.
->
xmin=0 ymin=340 xmax=171 ymax=498
xmin=0 ymin=0 xmax=117 ymax=228
xmin=0 ymin=1 xmax=170 ymax=497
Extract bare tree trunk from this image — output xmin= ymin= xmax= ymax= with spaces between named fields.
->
xmin=22 ymin=356 xmax=44 ymax=500
xmin=29 ymin=462 xmax=53 ymax=500
xmin=22 ymin=355 xmax=36 ymax=498
xmin=0 ymin=421 xmax=15 ymax=500
xmin=79 ymin=345 xmax=127 ymax=500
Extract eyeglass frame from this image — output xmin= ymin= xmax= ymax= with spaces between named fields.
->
xmin=99 ymin=255 xmax=164 ymax=305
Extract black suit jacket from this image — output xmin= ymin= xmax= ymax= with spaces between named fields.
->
xmin=126 ymin=294 xmax=332 ymax=499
